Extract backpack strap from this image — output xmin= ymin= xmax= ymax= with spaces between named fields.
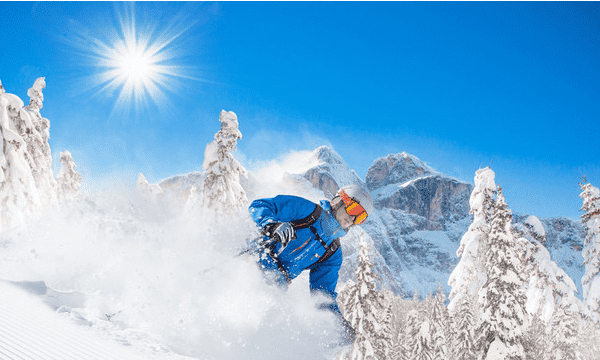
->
xmin=314 ymin=238 xmax=340 ymax=265
xmin=290 ymin=204 xmax=322 ymax=229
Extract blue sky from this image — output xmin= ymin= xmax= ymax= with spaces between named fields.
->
xmin=1 ymin=2 xmax=598 ymax=220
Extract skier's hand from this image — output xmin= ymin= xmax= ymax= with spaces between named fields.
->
xmin=262 ymin=222 xmax=296 ymax=249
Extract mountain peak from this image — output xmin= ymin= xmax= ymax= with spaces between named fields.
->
xmin=312 ymin=145 xmax=344 ymax=165
xmin=366 ymin=152 xmax=438 ymax=191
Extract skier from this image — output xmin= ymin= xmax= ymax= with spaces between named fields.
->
xmin=248 ymin=184 xmax=374 ymax=345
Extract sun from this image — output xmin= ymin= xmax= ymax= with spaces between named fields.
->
xmin=68 ymin=3 xmax=200 ymax=115
xmin=115 ymin=45 xmax=153 ymax=84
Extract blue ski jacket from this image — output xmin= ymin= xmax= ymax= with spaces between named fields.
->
xmin=248 ymin=195 xmax=347 ymax=313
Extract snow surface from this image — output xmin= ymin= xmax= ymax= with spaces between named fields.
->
xmin=0 ymin=281 xmax=150 ymax=360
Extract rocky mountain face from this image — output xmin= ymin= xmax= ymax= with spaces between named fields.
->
xmin=365 ymin=152 xmax=437 ymax=191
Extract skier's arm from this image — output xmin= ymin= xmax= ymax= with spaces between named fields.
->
xmin=248 ymin=195 xmax=316 ymax=228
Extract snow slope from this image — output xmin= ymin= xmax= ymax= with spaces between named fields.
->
xmin=0 ymin=281 xmax=151 ymax=360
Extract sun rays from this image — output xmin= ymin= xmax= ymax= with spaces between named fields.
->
xmin=68 ymin=3 xmax=201 ymax=116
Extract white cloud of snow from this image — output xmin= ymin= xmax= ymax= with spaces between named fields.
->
xmin=0 ymin=150 xmax=348 ymax=359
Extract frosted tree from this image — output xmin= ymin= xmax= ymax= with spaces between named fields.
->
xmin=449 ymin=167 xmax=496 ymax=311
xmin=579 ymin=180 xmax=600 ymax=323
xmin=522 ymin=313 xmax=548 ymax=360
xmin=477 ymin=187 xmax=527 ymax=360
xmin=413 ymin=289 xmax=420 ymax=304
xmin=56 ymin=150 xmax=82 ymax=202
xmin=547 ymin=304 xmax=581 ymax=360
xmin=343 ymin=231 xmax=383 ymax=360
xmin=450 ymin=294 xmax=477 ymax=360
xmin=430 ymin=284 xmax=449 ymax=360
xmin=376 ymin=303 xmax=395 ymax=360
xmin=22 ymin=77 xmax=57 ymax=207
xmin=515 ymin=216 xmax=581 ymax=323
xmin=578 ymin=318 xmax=600 ymax=360
xmin=0 ymin=82 xmax=43 ymax=230
xmin=402 ymin=310 xmax=420 ymax=360
xmin=406 ymin=310 xmax=433 ymax=360
xmin=202 ymin=110 xmax=248 ymax=212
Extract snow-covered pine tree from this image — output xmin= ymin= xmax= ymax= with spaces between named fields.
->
xmin=578 ymin=316 xmax=600 ymax=360
xmin=22 ymin=77 xmax=57 ymax=207
xmin=56 ymin=150 xmax=82 ymax=202
xmin=402 ymin=309 xmax=434 ymax=360
xmin=393 ymin=300 xmax=411 ymax=360
xmin=451 ymin=294 xmax=477 ymax=360
xmin=449 ymin=167 xmax=497 ymax=312
xmin=579 ymin=180 xmax=600 ymax=323
xmin=515 ymin=216 xmax=581 ymax=324
xmin=344 ymin=231 xmax=383 ymax=360
xmin=547 ymin=304 xmax=581 ymax=360
xmin=376 ymin=303 xmax=395 ymax=360
xmin=202 ymin=110 xmax=248 ymax=212
xmin=0 ymin=82 xmax=43 ymax=230
xmin=522 ymin=313 xmax=548 ymax=360
xmin=477 ymin=186 xmax=527 ymax=360
xmin=413 ymin=311 xmax=434 ymax=360
xmin=413 ymin=289 xmax=420 ymax=304
xmin=403 ymin=309 xmax=421 ymax=360
xmin=525 ymin=239 xmax=581 ymax=322
xmin=430 ymin=284 xmax=449 ymax=360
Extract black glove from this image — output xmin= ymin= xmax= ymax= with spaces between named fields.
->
xmin=262 ymin=222 xmax=297 ymax=250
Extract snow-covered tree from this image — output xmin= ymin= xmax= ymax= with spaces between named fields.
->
xmin=56 ymin=150 xmax=82 ymax=202
xmin=578 ymin=317 xmax=600 ymax=360
xmin=579 ymin=180 xmax=600 ymax=323
xmin=0 ymin=82 xmax=43 ymax=230
xmin=405 ymin=309 xmax=433 ymax=360
xmin=376 ymin=303 xmax=395 ymax=360
xmin=343 ymin=231 xmax=383 ymax=360
xmin=22 ymin=77 xmax=57 ymax=207
xmin=515 ymin=216 xmax=581 ymax=323
xmin=477 ymin=187 xmax=527 ymax=360
xmin=449 ymin=167 xmax=497 ymax=312
xmin=430 ymin=284 xmax=449 ymax=360
xmin=202 ymin=110 xmax=248 ymax=213
xmin=522 ymin=313 xmax=548 ymax=360
xmin=547 ymin=304 xmax=581 ymax=360
xmin=402 ymin=309 xmax=420 ymax=360
xmin=450 ymin=293 xmax=478 ymax=360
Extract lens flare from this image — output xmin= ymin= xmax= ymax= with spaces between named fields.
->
xmin=67 ymin=3 xmax=202 ymax=115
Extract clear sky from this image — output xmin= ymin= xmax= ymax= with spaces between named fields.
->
xmin=1 ymin=2 xmax=598 ymax=220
